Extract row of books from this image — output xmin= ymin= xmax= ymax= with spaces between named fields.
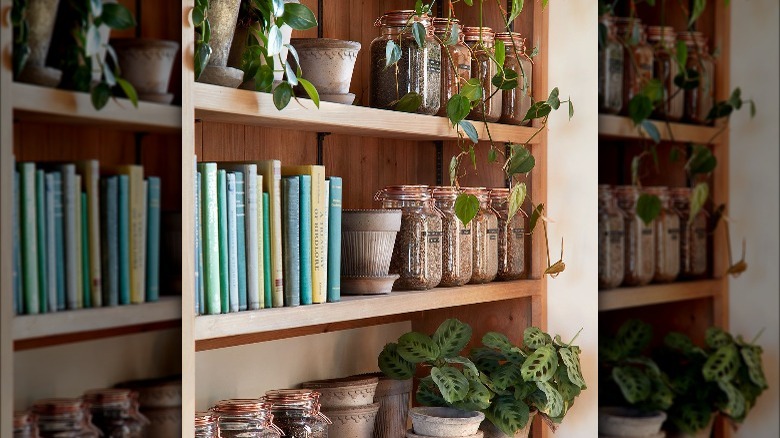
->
xmin=13 ymin=160 xmax=161 ymax=315
xmin=194 ymin=160 xmax=342 ymax=315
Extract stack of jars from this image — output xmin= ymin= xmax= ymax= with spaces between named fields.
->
xmin=13 ymin=411 xmax=37 ymax=438
xmin=598 ymin=15 xmax=714 ymax=125
xmin=598 ymin=185 xmax=708 ymax=290
xmin=83 ymin=388 xmax=149 ymax=437
xmin=370 ymin=10 xmax=533 ymax=125
xmin=31 ymin=398 xmax=101 ymax=437
xmin=378 ymin=185 xmax=526 ymax=291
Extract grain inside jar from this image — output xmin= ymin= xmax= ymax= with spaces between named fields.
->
xmin=489 ymin=188 xmax=526 ymax=281
xmin=463 ymin=187 xmax=499 ymax=284
xmin=614 ymin=185 xmax=655 ymax=286
xmin=432 ymin=186 xmax=473 ymax=287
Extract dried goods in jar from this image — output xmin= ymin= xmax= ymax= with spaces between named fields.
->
xmin=432 ymin=186 xmax=473 ymax=287
xmin=598 ymin=185 xmax=625 ymax=289
xmin=614 ymin=186 xmax=655 ymax=286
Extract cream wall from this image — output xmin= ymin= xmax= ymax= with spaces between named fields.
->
xmin=728 ymin=1 xmax=780 ymax=436
xmin=546 ymin=1 xmax=599 ymax=437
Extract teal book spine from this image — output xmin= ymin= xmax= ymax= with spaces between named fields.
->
xmin=199 ymin=163 xmax=221 ymax=315
xmin=146 ymin=177 xmax=161 ymax=302
xmin=13 ymin=171 xmax=22 ymax=314
xmin=52 ymin=172 xmax=65 ymax=310
xmin=323 ymin=181 xmax=329 ymax=304
xmin=327 ymin=176 xmax=343 ymax=302
xmin=233 ymin=172 xmax=248 ymax=311
xmin=262 ymin=193 xmax=272 ymax=308
xmin=101 ymin=177 xmax=119 ymax=307
xmin=281 ymin=177 xmax=300 ymax=307
xmin=81 ymin=192 xmax=91 ymax=308
xmin=298 ymin=175 xmax=312 ymax=305
xmin=44 ymin=174 xmax=58 ymax=312
xmin=35 ymin=170 xmax=47 ymax=313
xmin=18 ymin=163 xmax=40 ymax=314
xmin=118 ymin=174 xmax=131 ymax=305
xmin=226 ymin=172 xmax=239 ymax=313
xmin=194 ymin=171 xmax=202 ymax=314
xmin=217 ymin=169 xmax=229 ymax=313
xmin=59 ymin=165 xmax=78 ymax=309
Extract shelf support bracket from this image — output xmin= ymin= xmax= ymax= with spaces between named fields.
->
xmin=435 ymin=141 xmax=444 ymax=186
xmin=134 ymin=133 xmax=147 ymax=165
xmin=316 ymin=132 xmax=330 ymax=166
xmin=318 ymin=0 xmax=324 ymax=38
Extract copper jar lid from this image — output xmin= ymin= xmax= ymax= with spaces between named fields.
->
xmin=463 ymin=26 xmax=495 ymax=42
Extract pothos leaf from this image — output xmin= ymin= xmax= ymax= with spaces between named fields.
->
xmin=508 ymin=183 xmax=526 ymax=223
xmin=689 ymin=182 xmax=709 ymax=225
xmin=488 ymin=148 xmax=498 ymax=163
xmin=523 ymin=102 xmax=552 ymax=121
xmin=397 ymin=331 xmax=440 ymax=363
xmin=641 ymin=120 xmax=661 ymax=144
xmin=689 ymin=0 xmax=706 ymax=27
xmin=458 ymin=120 xmax=479 ymax=144
xmin=433 ymin=319 xmax=473 ymax=358
xmin=298 ymin=78 xmax=320 ymax=108
xmin=509 ymin=0 xmax=524 ymax=23
xmin=446 ymin=94 xmax=471 ymax=126
xmin=385 ymin=40 xmax=401 ymax=67
xmin=460 ymin=78 xmax=484 ymax=102
xmin=272 ymin=82 xmax=293 ymax=110
xmin=378 ymin=343 xmax=415 ymax=379
xmin=507 ymin=144 xmax=535 ymax=175
xmin=267 ymin=25 xmax=283 ymax=56
xmin=115 ymin=78 xmax=138 ymax=107
xmin=281 ymin=3 xmax=318 ymax=31
xmin=636 ymin=193 xmax=662 ymax=225
xmin=412 ymin=22 xmax=426 ymax=48
xmin=529 ymin=203 xmax=544 ymax=234
xmin=568 ymin=99 xmax=574 ymax=120
xmin=676 ymin=40 xmax=688 ymax=68
xmin=396 ymin=92 xmax=423 ymax=112
xmin=494 ymin=39 xmax=506 ymax=68
xmin=449 ymin=156 xmax=458 ymax=185
xmin=455 ymin=194 xmax=479 ymax=226
xmin=431 ymin=366 xmax=470 ymax=404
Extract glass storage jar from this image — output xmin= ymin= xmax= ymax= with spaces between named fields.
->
xmin=598 ymin=15 xmax=624 ymax=114
xmin=598 ymin=185 xmax=625 ymax=289
xmin=489 ymin=188 xmax=525 ymax=281
xmin=463 ymin=187 xmax=498 ymax=283
xmin=265 ymin=390 xmax=330 ymax=438
xmin=377 ymin=185 xmax=443 ymax=290
xmin=84 ymin=388 xmax=148 ymax=438
xmin=432 ymin=18 xmax=472 ymax=118
xmin=195 ymin=412 xmax=218 ymax=438
xmin=431 ymin=186 xmax=473 ymax=287
xmin=495 ymin=32 xmax=533 ymax=125
xmin=212 ymin=399 xmax=282 ymax=438
xmin=14 ymin=411 xmax=36 ymax=438
xmin=616 ymin=17 xmax=654 ymax=114
xmin=370 ymin=10 xmax=442 ymax=115
xmin=614 ymin=186 xmax=655 ymax=286
xmin=645 ymin=187 xmax=680 ymax=283
xmin=464 ymin=27 xmax=502 ymax=122
xmin=647 ymin=26 xmax=684 ymax=121
xmin=671 ymin=187 xmax=708 ymax=278
xmin=33 ymin=398 xmax=101 ymax=438
xmin=679 ymin=31 xmax=714 ymax=124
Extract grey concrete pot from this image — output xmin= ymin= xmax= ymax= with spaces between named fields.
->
xmin=17 ymin=0 xmax=62 ymax=86
xmin=410 ymin=407 xmax=485 ymax=437
xmin=324 ymin=403 xmax=381 ymax=438
xmin=598 ymin=407 xmax=667 ymax=437
xmin=112 ymin=38 xmax=179 ymax=103
xmin=479 ymin=411 xmax=536 ymax=438
xmin=197 ymin=0 xmax=243 ymax=87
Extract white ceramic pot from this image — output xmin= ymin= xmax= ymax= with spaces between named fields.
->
xmin=341 ymin=210 xmax=401 ymax=277
xmin=410 ymin=407 xmax=485 ymax=438
xmin=479 ymin=411 xmax=536 ymax=438
xmin=111 ymin=38 xmax=180 ymax=103
xmin=300 ymin=376 xmax=379 ymax=409
xmin=598 ymin=407 xmax=667 ymax=437
xmin=290 ymin=38 xmax=362 ymax=95
xmin=323 ymin=403 xmax=381 ymax=438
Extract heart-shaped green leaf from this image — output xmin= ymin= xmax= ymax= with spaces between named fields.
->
xmin=396 ymin=92 xmax=423 ymax=112
xmin=455 ymin=193 xmax=479 ymax=226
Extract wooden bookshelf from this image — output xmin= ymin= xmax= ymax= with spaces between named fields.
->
xmin=598 ymin=280 xmax=723 ymax=312
xmin=13 ymin=83 xmax=181 ymax=133
xmin=193 ymin=82 xmax=540 ymax=143
xmin=598 ymin=114 xmax=722 ymax=144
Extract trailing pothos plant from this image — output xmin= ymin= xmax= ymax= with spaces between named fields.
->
xmin=52 ymin=0 xmax=139 ymax=109
xmin=599 ymin=319 xmax=675 ymax=413
xmin=11 ymin=0 xmax=30 ymax=78
xmin=598 ymin=0 xmax=753 ymax=276
xmin=655 ymin=327 xmax=768 ymax=433
xmin=388 ymin=1 xmax=572 ymax=277
xmin=378 ymin=319 xmax=586 ymax=435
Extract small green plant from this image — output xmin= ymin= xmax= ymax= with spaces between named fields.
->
xmin=11 ymin=0 xmax=30 ymax=77
xmin=656 ymin=327 xmax=768 ymax=433
xmin=378 ymin=319 xmax=586 ymax=435
xmin=193 ymin=0 xmax=211 ymax=80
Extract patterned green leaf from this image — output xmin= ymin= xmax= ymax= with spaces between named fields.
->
xmin=717 ymin=380 xmax=746 ymax=418
xmin=397 ymin=332 xmax=440 ymax=363
xmin=521 ymin=345 xmax=558 ymax=382
xmin=470 ymin=347 xmax=504 ymax=374
xmin=491 ymin=363 xmax=523 ymax=391
xmin=514 ymin=381 xmax=537 ymax=400
xmin=612 ymin=366 xmax=651 ymax=404
xmin=416 ymin=376 xmax=448 ymax=407
xmin=378 ymin=343 xmax=415 ymax=379
xmin=431 ymin=366 xmax=469 ymax=404
xmin=559 ymin=347 xmax=586 ymax=388
xmin=616 ymin=319 xmax=652 ymax=357
xmin=486 ymin=395 xmax=531 ymax=436
xmin=671 ymin=403 xmax=713 ymax=434
xmin=454 ymin=377 xmax=493 ymax=411
xmin=555 ymin=365 xmax=582 ymax=405
xmin=741 ymin=346 xmax=768 ymax=388
xmin=483 ymin=332 xmax=515 ymax=354
xmin=705 ymin=327 xmax=734 ymax=349
xmin=444 ymin=356 xmax=480 ymax=380
xmin=433 ymin=319 xmax=473 ymax=358
xmin=534 ymin=381 xmax=564 ymax=417
xmin=703 ymin=344 xmax=740 ymax=382
xmin=523 ymin=327 xmax=551 ymax=350
xmin=665 ymin=332 xmax=697 ymax=354
xmin=649 ymin=374 xmax=674 ymax=411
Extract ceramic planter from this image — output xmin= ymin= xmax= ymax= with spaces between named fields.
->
xmin=300 ymin=376 xmax=379 ymax=409
xmin=341 ymin=210 xmax=401 ymax=278
xmin=665 ymin=414 xmax=716 ymax=438
xmin=479 ymin=411 xmax=536 ymax=438
xmin=598 ymin=407 xmax=667 ymax=437
xmin=290 ymin=38 xmax=362 ymax=101
xmin=17 ymin=0 xmax=62 ymax=86
xmin=410 ymin=407 xmax=485 ymax=437
xmin=197 ymin=0 xmax=243 ymax=87
xmin=323 ymin=403 xmax=381 ymax=438
xmin=111 ymin=38 xmax=180 ymax=104
xmin=353 ymin=373 xmax=411 ymax=438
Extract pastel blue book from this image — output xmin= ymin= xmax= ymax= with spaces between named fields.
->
xmin=262 ymin=193 xmax=272 ymax=308
xmin=59 ymin=165 xmax=78 ymax=310
xmin=327 ymin=176 xmax=343 ymax=302
xmin=18 ymin=163 xmax=40 ymax=315
xmin=118 ymin=174 xmax=131 ymax=305
xmin=81 ymin=192 xmax=91 ymax=308
xmin=51 ymin=172 xmax=65 ymax=310
xmin=194 ymin=171 xmax=202 ymax=315
xmin=217 ymin=169 xmax=229 ymax=314
xmin=226 ymin=172 xmax=239 ymax=313
xmin=199 ymin=163 xmax=221 ymax=315
xmin=35 ymin=170 xmax=47 ymax=313
xmin=13 ymin=171 xmax=22 ymax=314
xmin=281 ymin=177 xmax=300 ymax=307
xmin=100 ymin=177 xmax=119 ymax=307
xmin=44 ymin=174 xmax=58 ymax=312
xmin=298 ymin=175 xmax=312 ymax=305
xmin=232 ymin=172 xmax=248 ymax=311
xmin=146 ymin=177 xmax=161 ymax=302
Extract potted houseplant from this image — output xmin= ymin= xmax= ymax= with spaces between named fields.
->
xmin=655 ymin=327 xmax=769 ymax=437
xmin=12 ymin=0 xmax=63 ymax=86
xmin=598 ymin=319 xmax=674 ymax=438
xmin=378 ymin=319 xmax=586 ymax=437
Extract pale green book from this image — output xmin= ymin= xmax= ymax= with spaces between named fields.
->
xmin=217 ymin=169 xmax=228 ymax=313
xmin=198 ymin=163 xmax=221 ymax=315
xmin=18 ymin=163 xmax=40 ymax=314
xmin=35 ymin=170 xmax=47 ymax=313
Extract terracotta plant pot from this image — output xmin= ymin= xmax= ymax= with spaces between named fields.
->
xmin=410 ymin=407 xmax=485 ymax=437
xmin=598 ymin=407 xmax=667 ymax=437
xmin=665 ymin=413 xmax=716 ymax=438
xmin=351 ymin=373 xmax=411 ymax=438
xmin=290 ymin=38 xmax=362 ymax=98
xmin=323 ymin=403 xmax=381 ymax=438
xmin=300 ymin=376 xmax=379 ymax=409
xmin=17 ymin=0 xmax=62 ymax=86
xmin=111 ymin=38 xmax=180 ymax=104
xmin=479 ymin=411 xmax=536 ymax=438
xmin=197 ymin=0 xmax=243 ymax=87
xmin=341 ymin=210 xmax=401 ymax=277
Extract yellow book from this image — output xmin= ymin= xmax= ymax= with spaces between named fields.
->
xmin=257 ymin=160 xmax=284 ymax=307
xmin=114 ymin=165 xmax=145 ymax=304
xmin=281 ymin=165 xmax=326 ymax=304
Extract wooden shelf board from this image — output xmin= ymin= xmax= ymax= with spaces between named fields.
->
xmin=13 ymin=296 xmax=182 ymax=350
xmin=598 ymin=279 xmax=723 ymax=312
xmin=193 ymin=83 xmax=540 ymax=143
xmin=12 ymin=83 xmax=181 ymax=132
xmin=598 ymin=114 xmax=721 ymax=144
xmin=195 ymin=280 xmax=541 ymax=351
